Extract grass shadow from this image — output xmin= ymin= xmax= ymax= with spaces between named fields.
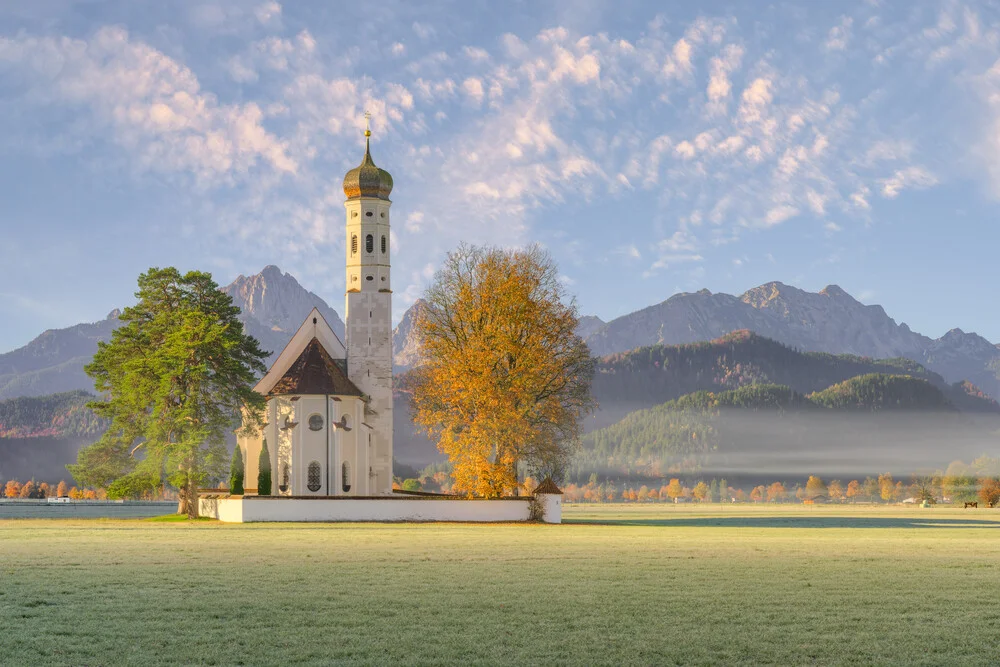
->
xmin=566 ymin=516 xmax=1000 ymax=529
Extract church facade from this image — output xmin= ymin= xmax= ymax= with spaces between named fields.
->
xmin=237 ymin=125 xmax=394 ymax=497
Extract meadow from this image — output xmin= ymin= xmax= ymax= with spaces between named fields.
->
xmin=2 ymin=504 xmax=999 ymax=666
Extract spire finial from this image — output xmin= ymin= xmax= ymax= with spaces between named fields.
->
xmin=364 ymin=110 xmax=372 ymax=138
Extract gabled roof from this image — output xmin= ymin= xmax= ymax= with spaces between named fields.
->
xmin=268 ymin=337 xmax=362 ymax=397
xmin=533 ymin=478 xmax=563 ymax=495
xmin=254 ymin=308 xmax=348 ymax=395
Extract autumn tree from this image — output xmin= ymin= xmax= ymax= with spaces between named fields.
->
xmin=68 ymin=268 xmax=268 ymax=517
xmin=665 ymin=478 xmax=683 ymax=502
xmin=409 ymin=245 xmax=595 ymax=497
xmin=805 ymin=475 xmax=828 ymax=499
xmin=828 ymin=480 xmax=844 ymax=502
xmin=750 ymin=485 xmax=765 ymax=503
xmin=4 ymin=480 xmax=21 ymax=498
xmin=767 ymin=482 xmax=786 ymax=503
xmin=56 ymin=480 xmax=68 ymax=498
xmin=978 ymin=478 xmax=1000 ymax=506
xmin=846 ymin=480 xmax=860 ymax=502
xmin=878 ymin=473 xmax=895 ymax=502
xmin=692 ymin=481 xmax=710 ymax=502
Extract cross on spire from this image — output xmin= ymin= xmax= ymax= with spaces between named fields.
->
xmin=364 ymin=110 xmax=372 ymax=137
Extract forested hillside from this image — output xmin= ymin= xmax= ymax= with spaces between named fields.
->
xmin=576 ymin=374 xmax=998 ymax=485
xmin=0 ymin=390 xmax=104 ymax=438
xmin=590 ymin=330 xmax=998 ymax=428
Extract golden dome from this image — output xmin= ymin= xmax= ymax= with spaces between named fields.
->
xmin=342 ymin=134 xmax=393 ymax=200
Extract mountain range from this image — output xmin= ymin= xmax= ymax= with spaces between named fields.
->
xmin=1 ymin=267 xmax=998 ymax=401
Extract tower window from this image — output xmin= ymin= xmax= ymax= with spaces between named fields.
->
xmin=380 ymin=212 xmax=385 ymax=218
xmin=365 ymin=211 xmax=373 ymax=217
xmin=366 ymin=275 xmax=373 ymax=281
xmin=366 ymin=234 xmax=374 ymax=253
xmin=351 ymin=235 xmax=357 ymax=255
xmin=381 ymin=235 xmax=386 ymax=254
xmin=307 ymin=462 xmax=322 ymax=492
xmin=279 ymin=463 xmax=290 ymax=493
xmin=342 ymin=462 xmax=352 ymax=493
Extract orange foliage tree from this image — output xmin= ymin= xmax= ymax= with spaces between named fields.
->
xmin=878 ymin=473 xmax=895 ymax=502
xmin=409 ymin=245 xmax=595 ymax=497
xmin=846 ymin=480 xmax=860 ymax=501
xmin=828 ymin=480 xmax=844 ymax=501
xmin=978 ymin=478 xmax=1000 ymax=506
xmin=766 ymin=482 xmax=786 ymax=502
xmin=4 ymin=480 xmax=21 ymax=498
xmin=805 ymin=475 xmax=828 ymax=498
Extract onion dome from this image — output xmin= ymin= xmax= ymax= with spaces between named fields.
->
xmin=342 ymin=126 xmax=393 ymax=200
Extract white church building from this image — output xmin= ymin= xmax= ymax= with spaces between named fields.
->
xmin=237 ymin=124 xmax=395 ymax=498
xmin=200 ymin=123 xmax=562 ymax=523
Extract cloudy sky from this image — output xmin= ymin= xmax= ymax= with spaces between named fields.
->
xmin=1 ymin=0 xmax=999 ymax=352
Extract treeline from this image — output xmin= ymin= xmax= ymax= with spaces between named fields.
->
xmin=3 ymin=479 xmax=105 ymax=500
xmin=0 ymin=391 xmax=106 ymax=439
xmin=560 ymin=464 xmax=1000 ymax=506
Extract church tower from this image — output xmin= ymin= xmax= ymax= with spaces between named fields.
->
xmin=342 ymin=115 xmax=394 ymax=494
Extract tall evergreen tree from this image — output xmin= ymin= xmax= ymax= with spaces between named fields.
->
xmin=258 ymin=439 xmax=272 ymax=496
xmin=70 ymin=268 xmax=268 ymax=517
xmin=229 ymin=446 xmax=245 ymax=495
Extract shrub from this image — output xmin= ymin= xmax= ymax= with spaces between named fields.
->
xmin=401 ymin=478 xmax=422 ymax=492
xmin=258 ymin=439 xmax=272 ymax=496
xmin=229 ymin=446 xmax=245 ymax=495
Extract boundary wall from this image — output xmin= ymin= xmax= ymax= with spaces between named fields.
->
xmin=199 ymin=494 xmax=561 ymax=523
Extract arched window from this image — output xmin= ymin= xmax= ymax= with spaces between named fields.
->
xmin=307 ymin=462 xmax=322 ymax=492
xmin=381 ymin=235 xmax=386 ymax=254
xmin=342 ymin=462 xmax=352 ymax=493
xmin=365 ymin=234 xmax=374 ymax=253
xmin=351 ymin=235 xmax=357 ymax=255
xmin=279 ymin=463 xmax=290 ymax=493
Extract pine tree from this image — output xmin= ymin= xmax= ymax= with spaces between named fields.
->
xmin=230 ymin=446 xmax=245 ymax=495
xmin=69 ymin=268 xmax=268 ymax=516
xmin=258 ymin=439 xmax=272 ymax=496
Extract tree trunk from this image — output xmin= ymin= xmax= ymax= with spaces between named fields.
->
xmin=185 ymin=459 xmax=199 ymax=519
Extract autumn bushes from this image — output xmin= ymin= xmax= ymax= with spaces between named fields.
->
xmin=557 ymin=470 xmax=1000 ymax=505
xmin=3 ymin=479 xmax=105 ymax=499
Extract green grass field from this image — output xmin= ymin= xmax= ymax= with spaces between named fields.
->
xmin=2 ymin=504 xmax=999 ymax=665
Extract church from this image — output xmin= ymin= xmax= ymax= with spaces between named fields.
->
xmin=202 ymin=121 xmax=561 ymax=522
xmin=237 ymin=121 xmax=395 ymax=497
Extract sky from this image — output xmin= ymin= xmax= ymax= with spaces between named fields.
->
xmin=1 ymin=0 xmax=1000 ymax=353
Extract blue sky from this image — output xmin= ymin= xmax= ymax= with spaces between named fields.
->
xmin=1 ymin=0 xmax=999 ymax=352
